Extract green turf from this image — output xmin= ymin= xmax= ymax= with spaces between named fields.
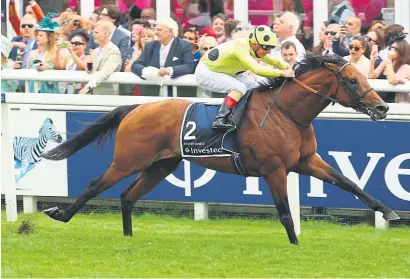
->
xmin=2 ymin=212 xmax=410 ymax=278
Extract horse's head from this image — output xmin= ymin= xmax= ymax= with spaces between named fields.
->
xmin=40 ymin=118 xmax=63 ymax=143
xmin=307 ymin=54 xmax=388 ymax=120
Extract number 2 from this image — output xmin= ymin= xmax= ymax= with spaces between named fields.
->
xmin=184 ymin=121 xmax=196 ymax=140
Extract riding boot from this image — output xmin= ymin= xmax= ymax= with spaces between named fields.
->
xmin=212 ymin=103 xmax=234 ymax=129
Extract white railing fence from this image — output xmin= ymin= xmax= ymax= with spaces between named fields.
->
xmin=2 ymin=69 xmax=410 ymax=97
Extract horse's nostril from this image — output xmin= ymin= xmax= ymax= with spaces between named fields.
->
xmin=375 ymin=104 xmax=388 ymax=113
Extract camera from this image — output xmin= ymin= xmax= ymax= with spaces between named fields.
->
xmin=32 ymin=59 xmax=42 ymax=66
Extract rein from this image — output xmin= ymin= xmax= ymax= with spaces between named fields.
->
xmin=291 ymin=77 xmax=339 ymax=105
xmin=259 ymin=79 xmax=288 ymax=128
xmin=258 ymin=62 xmax=374 ymax=128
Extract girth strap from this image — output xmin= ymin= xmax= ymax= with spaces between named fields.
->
xmin=231 ymin=153 xmax=250 ymax=176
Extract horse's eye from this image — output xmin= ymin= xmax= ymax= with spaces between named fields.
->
xmin=350 ymin=79 xmax=358 ymax=84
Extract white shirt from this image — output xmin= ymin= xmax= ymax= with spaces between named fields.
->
xmin=330 ymin=1 xmax=355 ymax=25
xmin=160 ymin=37 xmax=175 ymax=77
xmin=343 ymin=55 xmax=371 ymax=77
xmin=270 ymin=35 xmax=306 ymax=62
xmin=160 ymin=37 xmax=174 ymax=67
xmin=379 ymin=47 xmax=389 ymax=61
xmin=95 ymin=43 xmax=111 ymax=67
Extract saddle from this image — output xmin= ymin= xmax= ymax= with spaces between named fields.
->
xmin=180 ymin=90 xmax=254 ymax=176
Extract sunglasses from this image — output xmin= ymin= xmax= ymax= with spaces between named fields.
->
xmin=365 ymin=36 xmax=376 ymax=43
xmin=71 ymin=41 xmax=85 ymax=46
xmin=21 ymin=24 xmax=34 ymax=29
xmin=325 ymin=31 xmax=337 ymax=36
xmin=349 ymin=45 xmax=362 ymax=51
xmin=202 ymin=46 xmax=215 ymax=51
xmin=261 ymin=45 xmax=275 ymax=51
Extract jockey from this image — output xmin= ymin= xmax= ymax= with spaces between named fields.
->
xmin=195 ymin=25 xmax=295 ymax=129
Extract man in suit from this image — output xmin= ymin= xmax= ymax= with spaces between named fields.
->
xmin=89 ymin=4 xmax=130 ymax=71
xmin=131 ymin=17 xmax=195 ymax=96
xmin=9 ymin=15 xmax=37 ymax=69
xmin=80 ymin=21 xmax=122 ymax=95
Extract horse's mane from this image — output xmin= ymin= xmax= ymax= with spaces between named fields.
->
xmin=257 ymin=54 xmax=347 ymax=92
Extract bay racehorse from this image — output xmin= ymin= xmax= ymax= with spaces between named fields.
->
xmin=42 ymin=54 xmax=399 ymax=244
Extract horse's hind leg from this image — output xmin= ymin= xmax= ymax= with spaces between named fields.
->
xmin=294 ymin=153 xmax=400 ymax=220
xmin=120 ymin=158 xmax=182 ymax=236
xmin=44 ymin=161 xmax=132 ymax=222
xmin=264 ymin=168 xmax=299 ymax=245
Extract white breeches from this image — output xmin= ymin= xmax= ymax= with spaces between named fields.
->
xmin=195 ymin=61 xmax=259 ymax=95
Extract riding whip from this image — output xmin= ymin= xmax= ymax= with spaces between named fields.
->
xmin=259 ymin=78 xmax=288 ymax=128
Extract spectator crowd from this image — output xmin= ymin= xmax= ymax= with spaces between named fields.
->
xmin=1 ymin=0 xmax=409 ymax=103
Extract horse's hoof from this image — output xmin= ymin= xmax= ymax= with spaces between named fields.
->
xmin=44 ymin=206 xmax=60 ymax=218
xmin=383 ymin=211 xmax=400 ymax=221
xmin=44 ymin=207 xmax=69 ymax=222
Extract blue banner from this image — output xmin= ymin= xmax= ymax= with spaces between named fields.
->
xmin=67 ymin=112 xmax=410 ymax=210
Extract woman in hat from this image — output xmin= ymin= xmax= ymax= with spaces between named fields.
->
xmin=26 ymin=16 xmax=61 ymax=93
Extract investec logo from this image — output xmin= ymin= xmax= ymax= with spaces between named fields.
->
xmin=165 ymin=152 xmax=410 ymax=201
xmin=165 ymin=160 xmax=215 ymax=196
xmin=165 ymin=160 xmax=262 ymax=197
xmin=309 ymin=152 xmax=410 ymax=201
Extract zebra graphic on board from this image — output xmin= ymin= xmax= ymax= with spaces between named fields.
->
xmin=14 ymin=118 xmax=63 ymax=182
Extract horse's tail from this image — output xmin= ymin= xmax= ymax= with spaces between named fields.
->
xmin=42 ymin=104 xmax=139 ymax=161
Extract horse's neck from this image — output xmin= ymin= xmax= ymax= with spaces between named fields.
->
xmin=276 ymin=75 xmax=333 ymax=127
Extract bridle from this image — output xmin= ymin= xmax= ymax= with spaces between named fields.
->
xmin=259 ymin=62 xmax=374 ymax=128
xmin=291 ymin=62 xmax=374 ymax=111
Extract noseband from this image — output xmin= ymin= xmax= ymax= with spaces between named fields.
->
xmin=292 ymin=62 xmax=374 ymax=111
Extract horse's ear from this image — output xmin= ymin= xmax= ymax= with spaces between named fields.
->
xmin=323 ymin=62 xmax=339 ymax=72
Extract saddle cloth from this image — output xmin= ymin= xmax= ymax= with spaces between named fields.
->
xmin=180 ymin=103 xmax=239 ymax=157
xmin=180 ymin=90 xmax=253 ymax=158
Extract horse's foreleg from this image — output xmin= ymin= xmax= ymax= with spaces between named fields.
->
xmin=264 ymin=168 xmax=299 ymax=245
xmin=44 ymin=162 xmax=131 ymax=222
xmin=120 ymin=158 xmax=182 ymax=236
xmin=294 ymin=153 xmax=400 ymax=220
